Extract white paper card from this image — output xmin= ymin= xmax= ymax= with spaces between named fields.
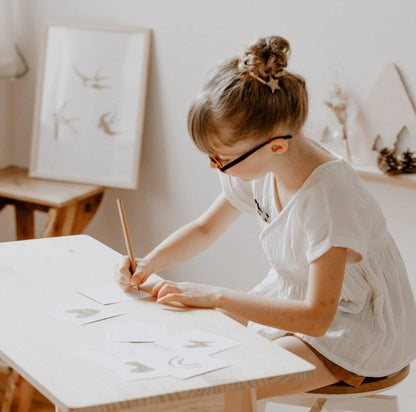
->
xmin=157 ymin=329 xmax=241 ymax=356
xmin=76 ymin=342 xmax=229 ymax=380
xmin=150 ymin=351 xmax=230 ymax=380
xmin=51 ymin=301 xmax=125 ymax=325
xmin=77 ymin=283 xmax=149 ymax=305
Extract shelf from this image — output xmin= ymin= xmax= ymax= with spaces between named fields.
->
xmin=354 ymin=165 xmax=416 ymax=188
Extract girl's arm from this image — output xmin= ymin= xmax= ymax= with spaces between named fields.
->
xmin=120 ymin=192 xmax=241 ymax=288
xmin=155 ymin=247 xmax=347 ymax=337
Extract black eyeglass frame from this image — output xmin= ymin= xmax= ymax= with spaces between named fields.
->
xmin=209 ymin=134 xmax=292 ymax=172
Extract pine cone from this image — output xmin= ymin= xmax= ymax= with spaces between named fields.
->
xmin=377 ymin=148 xmax=402 ymax=175
xmin=400 ymin=149 xmax=416 ymax=174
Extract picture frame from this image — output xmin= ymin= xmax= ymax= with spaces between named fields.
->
xmin=29 ymin=23 xmax=151 ymax=189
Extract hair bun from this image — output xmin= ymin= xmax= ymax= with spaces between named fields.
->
xmin=239 ymin=35 xmax=290 ymax=79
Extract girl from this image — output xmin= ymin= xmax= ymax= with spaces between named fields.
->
xmin=116 ymin=35 xmax=416 ymax=395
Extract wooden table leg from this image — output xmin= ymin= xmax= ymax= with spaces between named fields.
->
xmin=44 ymin=192 xmax=103 ymax=237
xmin=14 ymin=206 xmax=34 ymax=240
xmin=224 ymin=388 xmax=258 ymax=412
xmin=1 ymin=370 xmax=34 ymax=412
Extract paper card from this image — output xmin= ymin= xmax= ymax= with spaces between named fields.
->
xmin=112 ymin=358 xmax=167 ymax=381
xmin=76 ymin=342 xmax=229 ymax=380
xmin=105 ymin=322 xmax=169 ymax=343
xmin=77 ymin=283 xmax=150 ymax=305
xmin=149 ymin=351 xmax=230 ymax=380
xmin=156 ymin=329 xmax=241 ymax=356
xmin=50 ymin=301 xmax=125 ymax=325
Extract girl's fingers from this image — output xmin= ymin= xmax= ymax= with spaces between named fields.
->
xmin=158 ymin=283 xmax=179 ymax=297
xmin=157 ymin=293 xmax=182 ymax=305
xmin=151 ymin=280 xmax=175 ymax=298
xmin=118 ymin=257 xmax=133 ymax=281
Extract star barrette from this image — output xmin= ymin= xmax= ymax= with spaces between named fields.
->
xmin=249 ymin=71 xmax=286 ymax=93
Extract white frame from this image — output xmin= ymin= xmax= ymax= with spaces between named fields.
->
xmin=29 ymin=23 xmax=151 ymax=189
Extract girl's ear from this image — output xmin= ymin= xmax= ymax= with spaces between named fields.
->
xmin=269 ymin=139 xmax=289 ymax=154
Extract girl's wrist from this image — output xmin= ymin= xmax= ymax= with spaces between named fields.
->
xmin=212 ymin=286 xmax=227 ymax=309
xmin=141 ymin=253 xmax=160 ymax=276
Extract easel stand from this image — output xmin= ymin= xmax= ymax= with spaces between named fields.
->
xmin=0 ymin=166 xmax=105 ymax=412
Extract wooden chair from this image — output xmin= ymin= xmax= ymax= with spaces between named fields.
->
xmin=257 ymin=364 xmax=410 ymax=412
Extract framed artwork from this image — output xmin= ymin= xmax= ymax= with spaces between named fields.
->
xmin=29 ymin=23 xmax=151 ymax=188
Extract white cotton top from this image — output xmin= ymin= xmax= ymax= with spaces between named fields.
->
xmin=218 ymin=157 xmax=416 ymax=377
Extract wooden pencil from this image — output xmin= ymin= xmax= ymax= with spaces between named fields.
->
xmin=116 ymin=198 xmax=137 ymax=273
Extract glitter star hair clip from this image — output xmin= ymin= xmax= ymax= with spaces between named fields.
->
xmin=249 ymin=70 xmax=286 ymax=93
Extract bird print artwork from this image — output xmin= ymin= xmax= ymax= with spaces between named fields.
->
xmin=98 ymin=111 xmax=121 ymax=136
xmin=52 ymin=101 xmax=79 ymax=140
xmin=73 ymin=65 xmax=110 ymax=89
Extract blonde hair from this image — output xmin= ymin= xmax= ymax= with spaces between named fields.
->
xmin=187 ymin=35 xmax=308 ymax=154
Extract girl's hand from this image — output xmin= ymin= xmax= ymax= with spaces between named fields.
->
xmin=152 ymin=280 xmax=223 ymax=308
xmin=113 ymin=256 xmax=153 ymax=291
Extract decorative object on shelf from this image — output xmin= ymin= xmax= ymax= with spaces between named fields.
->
xmin=349 ymin=63 xmax=416 ymax=170
xmin=322 ymin=84 xmax=352 ymax=162
xmin=401 ymin=149 xmax=416 ymax=174
xmin=372 ymin=127 xmax=416 ymax=175
xmin=29 ymin=23 xmax=151 ymax=189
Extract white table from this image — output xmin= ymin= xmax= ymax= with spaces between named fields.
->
xmin=0 ymin=235 xmax=314 ymax=412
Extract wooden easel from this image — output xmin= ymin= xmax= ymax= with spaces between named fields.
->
xmin=0 ymin=166 xmax=105 ymax=412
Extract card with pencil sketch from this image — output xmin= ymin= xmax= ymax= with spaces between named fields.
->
xmin=50 ymin=301 xmax=124 ymax=325
xmin=77 ymin=282 xmax=149 ymax=305
xmin=156 ymin=329 xmax=241 ymax=356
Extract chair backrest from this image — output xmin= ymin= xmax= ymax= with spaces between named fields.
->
xmin=308 ymin=365 xmax=410 ymax=395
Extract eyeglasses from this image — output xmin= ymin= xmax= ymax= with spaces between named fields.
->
xmin=209 ymin=135 xmax=292 ymax=172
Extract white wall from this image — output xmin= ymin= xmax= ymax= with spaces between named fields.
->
xmin=1 ymin=0 xmax=416 ymax=409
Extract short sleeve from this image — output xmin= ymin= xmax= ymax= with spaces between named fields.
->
xmin=217 ymin=171 xmax=256 ymax=215
xmin=297 ymin=165 xmax=374 ymax=264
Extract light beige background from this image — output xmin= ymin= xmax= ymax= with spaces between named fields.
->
xmin=0 ymin=1 xmax=415 ymax=410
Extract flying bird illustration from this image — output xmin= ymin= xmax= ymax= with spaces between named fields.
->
xmin=73 ymin=65 xmax=110 ymax=89
xmin=125 ymin=361 xmax=155 ymax=373
xmin=64 ymin=308 xmax=100 ymax=319
xmin=52 ymin=102 xmax=79 ymax=140
xmin=98 ymin=111 xmax=121 ymax=136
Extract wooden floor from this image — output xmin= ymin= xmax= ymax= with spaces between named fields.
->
xmin=0 ymin=370 xmax=54 ymax=412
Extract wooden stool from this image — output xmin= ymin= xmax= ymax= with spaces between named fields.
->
xmin=258 ymin=365 xmax=410 ymax=412
xmin=0 ymin=166 xmax=105 ymax=240
xmin=0 ymin=166 xmax=105 ymax=412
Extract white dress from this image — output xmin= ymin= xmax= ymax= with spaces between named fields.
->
xmin=218 ymin=158 xmax=416 ymax=377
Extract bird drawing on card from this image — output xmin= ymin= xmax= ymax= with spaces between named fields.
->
xmin=52 ymin=102 xmax=79 ymax=140
xmin=98 ymin=112 xmax=120 ymax=136
xmin=65 ymin=308 xmax=100 ymax=319
xmin=73 ymin=65 xmax=110 ymax=89
xmin=124 ymin=361 xmax=155 ymax=373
